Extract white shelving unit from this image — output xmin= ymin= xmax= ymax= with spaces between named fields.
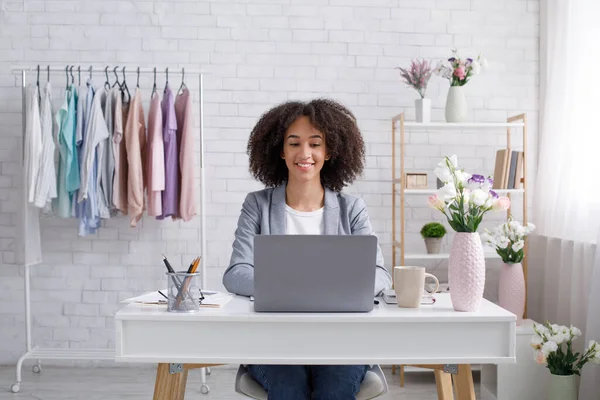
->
xmin=389 ymin=113 xmax=530 ymax=384
xmin=390 ymin=113 xmax=529 ymax=273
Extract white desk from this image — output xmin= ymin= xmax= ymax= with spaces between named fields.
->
xmin=115 ymin=294 xmax=516 ymax=399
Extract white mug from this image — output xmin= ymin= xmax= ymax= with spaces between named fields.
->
xmin=393 ymin=266 xmax=439 ymax=308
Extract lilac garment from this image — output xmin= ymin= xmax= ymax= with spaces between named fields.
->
xmin=157 ymin=85 xmax=179 ymax=220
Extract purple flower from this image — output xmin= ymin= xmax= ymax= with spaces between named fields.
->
xmin=468 ymin=174 xmax=485 ymax=185
xmin=448 ymin=57 xmax=456 ymax=62
xmin=486 ymin=177 xmax=493 ymax=186
xmin=467 ymin=58 xmax=473 ymax=63
xmin=489 ymin=190 xmax=499 ymax=199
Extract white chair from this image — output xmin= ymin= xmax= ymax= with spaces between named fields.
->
xmin=234 ymin=364 xmax=389 ymax=400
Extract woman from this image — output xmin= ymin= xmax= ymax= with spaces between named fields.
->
xmin=223 ymin=99 xmax=392 ymax=400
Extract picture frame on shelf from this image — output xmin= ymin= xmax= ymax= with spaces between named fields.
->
xmin=405 ymin=173 xmax=428 ymax=189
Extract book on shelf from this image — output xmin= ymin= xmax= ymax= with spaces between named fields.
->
xmin=492 ymin=149 xmax=524 ymax=189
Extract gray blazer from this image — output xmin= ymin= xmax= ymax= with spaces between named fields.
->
xmin=222 ymin=183 xmax=392 ymax=297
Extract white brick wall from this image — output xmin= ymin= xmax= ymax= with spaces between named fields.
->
xmin=0 ymin=0 xmax=539 ymax=364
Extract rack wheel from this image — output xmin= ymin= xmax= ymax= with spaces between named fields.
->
xmin=32 ymin=365 xmax=41 ymax=373
xmin=201 ymin=384 xmax=210 ymax=394
xmin=11 ymin=383 xmax=20 ymax=393
xmin=206 ymin=367 xmax=211 ymax=375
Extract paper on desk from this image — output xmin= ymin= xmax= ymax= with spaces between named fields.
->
xmin=381 ymin=289 xmax=435 ymax=305
xmin=121 ymin=290 xmax=234 ymax=308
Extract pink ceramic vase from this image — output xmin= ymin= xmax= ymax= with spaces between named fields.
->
xmin=448 ymin=232 xmax=486 ymax=312
xmin=498 ymin=262 xmax=525 ymax=325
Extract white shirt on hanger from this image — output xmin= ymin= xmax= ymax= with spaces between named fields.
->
xmin=21 ymin=83 xmax=43 ymax=266
xmin=24 ymin=84 xmax=43 ymax=203
xmin=34 ymin=82 xmax=57 ymax=209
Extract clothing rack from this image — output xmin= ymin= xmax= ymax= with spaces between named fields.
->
xmin=9 ymin=66 xmax=210 ymax=394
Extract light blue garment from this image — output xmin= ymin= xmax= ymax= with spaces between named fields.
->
xmin=65 ymin=87 xmax=79 ymax=195
xmin=77 ymin=81 xmax=101 ymax=236
xmin=52 ymin=86 xmax=77 ymax=218
xmin=222 ymin=183 xmax=392 ymax=297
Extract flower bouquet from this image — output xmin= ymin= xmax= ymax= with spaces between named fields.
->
xmin=531 ymin=322 xmax=600 ymax=400
xmin=433 ymin=48 xmax=488 ymax=122
xmin=428 ymin=155 xmax=510 ymax=233
xmin=396 ymin=59 xmax=434 ymax=122
xmin=482 ymin=218 xmax=535 ymax=264
xmin=427 ymin=155 xmax=510 ymax=311
xmin=434 ymin=48 xmax=487 ymax=87
xmin=482 ymin=218 xmax=535 ymax=324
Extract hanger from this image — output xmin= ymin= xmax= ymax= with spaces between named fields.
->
xmin=69 ymin=66 xmax=75 ymax=86
xmin=121 ymin=66 xmax=131 ymax=101
xmin=36 ymin=65 xmax=40 ymax=87
xmin=112 ymin=66 xmax=121 ymax=89
xmin=47 ymin=65 xmax=50 ymax=83
xmin=164 ymin=67 xmax=169 ymax=90
xmin=104 ymin=66 xmax=110 ymax=90
xmin=178 ymin=67 xmax=187 ymax=94
xmin=152 ymin=67 xmax=157 ymax=96
xmin=136 ymin=67 xmax=140 ymax=88
xmin=77 ymin=66 xmax=81 ymax=86
xmin=89 ymin=66 xmax=92 ymax=80
xmin=65 ymin=66 xmax=69 ymax=90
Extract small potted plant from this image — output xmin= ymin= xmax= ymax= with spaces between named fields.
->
xmin=396 ymin=59 xmax=434 ymax=122
xmin=420 ymin=222 xmax=446 ymax=254
xmin=531 ymin=322 xmax=600 ymax=400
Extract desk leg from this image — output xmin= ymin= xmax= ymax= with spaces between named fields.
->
xmin=434 ymin=369 xmax=454 ymax=400
xmin=452 ymin=364 xmax=476 ymax=400
xmin=154 ymin=363 xmax=189 ymax=400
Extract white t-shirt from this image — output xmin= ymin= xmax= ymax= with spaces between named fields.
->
xmin=285 ymin=204 xmax=325 ymax=235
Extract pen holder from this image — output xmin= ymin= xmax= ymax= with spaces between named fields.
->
xmin=166 ymin=271 xmax=201 ymax=313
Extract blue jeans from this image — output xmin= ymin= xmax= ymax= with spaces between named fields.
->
xmin=247 ymin=364 xmax=368 ymax=400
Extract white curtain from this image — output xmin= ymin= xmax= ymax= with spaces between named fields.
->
xmin=533 ymin=1 xmax=600 ymax=398
xmin=536 ymin=0 xmax=600 ymax=244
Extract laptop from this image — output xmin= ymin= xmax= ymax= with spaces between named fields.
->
xmin=253 ymin=235 xmax=377 ymax=313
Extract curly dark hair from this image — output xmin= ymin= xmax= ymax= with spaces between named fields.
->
xmin=247 ymin=99 xmax=365 ymax=192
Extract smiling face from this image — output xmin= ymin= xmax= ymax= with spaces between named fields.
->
xmin=281 ymin=116 xmax=330 ymax=185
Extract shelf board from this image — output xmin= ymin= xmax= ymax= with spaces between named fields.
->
xmin=402 ymin=122 xmax=524 ymax=129
xmin=397 ymin=188 xmax=525 ymax=195
xmin=402 ymin=252 xmax=501 ymax=260
xmin=392 ymin=241 xmax=501 ymax=259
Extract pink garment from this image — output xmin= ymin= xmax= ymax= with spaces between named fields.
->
xmin=114 ymin=98 xmax=128 ymax=214
xmin=124 ymin=90 xmax=146 ymax=227
xmin=174 ymin=88 xmax=197 ymax=222
xmin=146 ymin=92 xmax=165 ymax=217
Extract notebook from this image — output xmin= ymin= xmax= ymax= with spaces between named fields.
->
xmin=381 ymin=289 xmax=435 ymax=305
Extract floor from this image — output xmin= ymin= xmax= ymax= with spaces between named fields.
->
xmin=0 ymin=364 xmax=480 ymax=399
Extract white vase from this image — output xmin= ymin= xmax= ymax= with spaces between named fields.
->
xmin=415 ymin=98 xmax=431 ymax=123
xmin=445 ymin=86 xmax=468 ymax=122
xmin=448 ymin=232 xmax=486 ymax=311
xmin=498 ymin=262 xmax=525 ymax=325
xmin=548 ymin=374 xmax=579 ymax=400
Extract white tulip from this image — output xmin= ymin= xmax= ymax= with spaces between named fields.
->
xmin=434 ymin=166 xmax=452 ymax=183
xmin=438 ymin=182 xmax=457 ymax=200
xmin=534 ymin=323 xmax=550 ymax=336
xmin=530 ymin=335 xmax=543 ymax=349
xmin=471 ymin=60 xmax=481 ymax=75
xmin=497 ymin=237 xmax=510 ymax=249
xmin=541 ymin=340 xmax=558 ymax=356
xmin=512 ymin=240 xmax=524 ymax=252
xmin=446 ymin=155 xmax=458 ymax=169
xmin=549 ymin=333 xmax=567 ymax=345
xmin=470 ymin=189 xmax=488 ymax=207
xmin=455 ymin=170 xmax=471 ymax=187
